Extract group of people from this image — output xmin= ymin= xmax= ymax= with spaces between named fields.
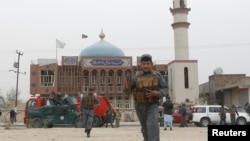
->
xmin=80 ymin=53 xmax=186 ymax=140
xmin=219 ymin=104 xmax=239 ymax=125
xmin=159 ymin=97 xmax=188 ymax=130
xmin=104 ymin=107 xmax=121 ymax=128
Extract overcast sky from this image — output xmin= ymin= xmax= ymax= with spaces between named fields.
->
xmin=1 ymin=0 xmax=250 ymax=101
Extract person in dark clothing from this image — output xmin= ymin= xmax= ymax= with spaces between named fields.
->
xmin=80 ymin=87 xmax=100 ymax=138
xmin=105 ymin=107 xmax=114 ymax=128
xmin=179 ymin=104 xmax=188 ymax=127
xmin=219 ymin=105 xmax=226 ymax=125
xmin=162 ymin=96 xmax=173 ymax=130
xmin=123 ymin=54 xmax=168 ymax=141
xmin=230 ymin=104 xmax=239 ymax=125
xmin=244 ymin=102 xmax=250 ymax=110
xmin=10 ymin=109 xmax=16 ymax=124
xmin=158 ymin=110 xmax=164 ymax=127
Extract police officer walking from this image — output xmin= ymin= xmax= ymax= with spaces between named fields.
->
xmin=219 ymin=105 xmax=227 ymax=125
xmin=105 ymin=107 xmax=114 ymax=128
xmin=230 ymin=104 xmax=239 ymax=125
xmin=124 ymin=54 xmax=168 ymax=141
xmin=80 ymin=87 xmax=100 ymax=138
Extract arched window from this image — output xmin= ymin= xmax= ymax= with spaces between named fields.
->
xmin=108 ymin=70 xmax=114 ymax=84
xmin=184 ymin=67 xmax=189 ymax=88
xmin=83 ymin=70 xmax=89 ymax=91
xmin=92 ymin=70 xmax=97 ymax=84
xmin=74 ymin=72 xmax=80 ymax=86
xmin=117 ymin=70 xmax=122 ymax=85
xmin=101 ymin=70 xmax=105 ymax=85
xmin=125 ymin=70 xmax=132 ymax=81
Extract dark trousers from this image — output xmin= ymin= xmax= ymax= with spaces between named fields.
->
xmin=135 ymin=103 xmax=159 ymax=141
xmin=230 ymin=114 xmax=236 ymax=125
xmin=105 ymin=117 xmax=113 ymax=128
xmin=220 ymin=117 xmax=226 ymax=125
xmin=179 ymin=115 xmax=188 ymax=127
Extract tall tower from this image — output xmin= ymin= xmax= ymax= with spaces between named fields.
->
xmin=171 ymin=0 xmax=190 ymax=60
xmin=168 ymin=0 xmax=199 ymax=104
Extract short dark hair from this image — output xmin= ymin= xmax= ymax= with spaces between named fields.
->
xmin=140 ymin=54 xmax=152 ymax=62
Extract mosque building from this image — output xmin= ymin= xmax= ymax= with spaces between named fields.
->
xmin=30 ymin=30 xmax=169 ymax=109
xmin=30 ymin=0 xmax=199 ymax=110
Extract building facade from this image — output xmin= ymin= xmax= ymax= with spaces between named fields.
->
xmin=199 ymin=74 xmax=250 ymax=107
xmin=30 ymin=31 xmax=169 ymax=111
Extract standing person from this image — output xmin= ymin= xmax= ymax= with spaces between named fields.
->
xmin=115 ymin=108 xmax=122 ymax=127
xmin=244 ymin=102 xmax=249 ymax=110
xmin=105 ymin=107 xmax=114 ymax=128
xmin=219 ymin=105 xmax=226 ymax=125
xmin=10 ymin=108 xmax=16 ymax=124
xmin=158 ymin=109 xmax=164 ymax=127
xmin=162 ymin=96 xmax=173 ymax=131
xmin=179 ymin=103 xmax=188 ymax=127
xmin=80 ymin=87 xmax=100 ymax=138
xmin=230 ymin=104 xmax=239 ymax=125
xmin=124 ymin=54 xmax=168 ymax=141
xmin=0 ymin=108 xmax=2 ymax=122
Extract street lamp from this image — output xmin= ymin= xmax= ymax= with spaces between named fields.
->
xmin=9 ymin=50 xmax=25 ymax=112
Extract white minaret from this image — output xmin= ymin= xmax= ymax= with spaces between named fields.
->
xmin=170 ymin=0 xmax=190 ymax=60
xmin=168 ymin=0 xmax=199 ymax=104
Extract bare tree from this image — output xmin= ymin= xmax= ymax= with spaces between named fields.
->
xmin=0 ymin=95 xmax=5 ymax=108
xmin=6 ymin=87 xmax=20 ymax=103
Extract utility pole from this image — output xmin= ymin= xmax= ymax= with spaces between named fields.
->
xmin=9 ymin=50 xmax=26 ymax=112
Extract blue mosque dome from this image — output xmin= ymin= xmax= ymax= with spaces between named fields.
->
xmin=79 ymin=31 xmax=125 ymax=58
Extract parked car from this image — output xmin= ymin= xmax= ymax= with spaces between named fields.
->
xmin=191 ymin=105 xmax=250 ymax=127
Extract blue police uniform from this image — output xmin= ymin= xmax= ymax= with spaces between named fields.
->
xmin=124 ymin=70 xmax=168 ymax=141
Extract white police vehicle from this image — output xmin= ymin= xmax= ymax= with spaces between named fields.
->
xmin=191 ymin=105 xmax=250 ymax=127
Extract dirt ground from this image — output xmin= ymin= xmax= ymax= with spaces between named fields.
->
xmin=0 ymin=122 xmax=208 ymax=141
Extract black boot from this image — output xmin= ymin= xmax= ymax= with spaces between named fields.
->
xmin=87 ymin=129 xmax=91 ymax=138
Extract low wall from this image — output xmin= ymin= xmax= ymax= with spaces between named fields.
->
xmin=118 ymin=109 xmax=138 ymax=122
xmin=0 ymin=109 xmax=25 ymax=123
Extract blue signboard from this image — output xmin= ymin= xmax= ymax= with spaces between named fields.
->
xmin=90 ymin=60 xmax=124 ymax=66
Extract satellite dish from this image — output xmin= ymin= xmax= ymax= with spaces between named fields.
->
xmin=213 ymin=67 xmax=223 ymax=74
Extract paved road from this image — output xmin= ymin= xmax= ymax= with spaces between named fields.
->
xmin=0 ymin=122 xmax=206 ymax=141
